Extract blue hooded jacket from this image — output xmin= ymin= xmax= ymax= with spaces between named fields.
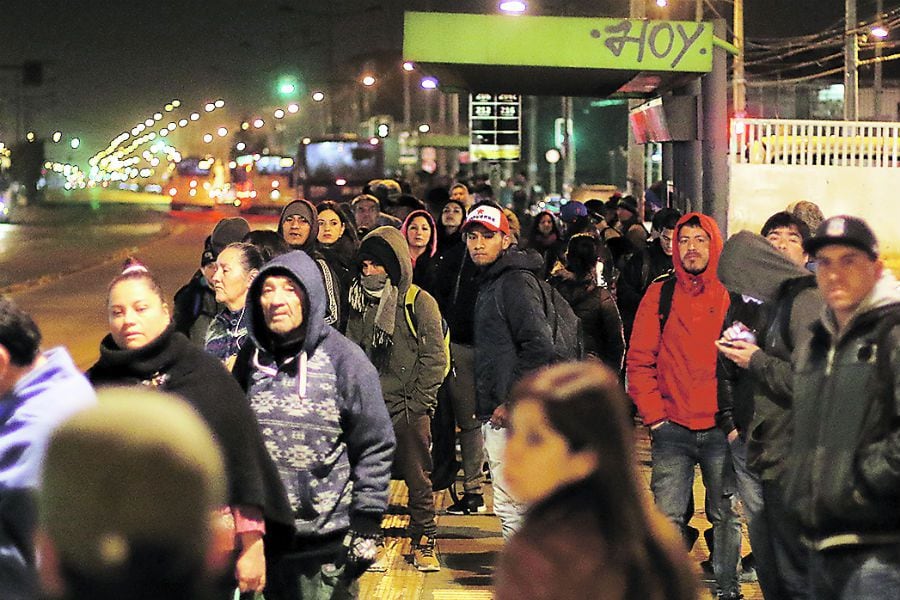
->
xmin=244 ymin=250 xmax=395 ymax=540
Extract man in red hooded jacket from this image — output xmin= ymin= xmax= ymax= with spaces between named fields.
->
xmin=626 ymin=213 xmax=742 ymax=600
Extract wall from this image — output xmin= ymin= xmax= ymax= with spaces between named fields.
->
xmin=728 ymin=163 xmax=900 ymax=264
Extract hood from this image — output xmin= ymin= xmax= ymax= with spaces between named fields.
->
xmin=359 ymin=226 xmax=413 ymax=293
xmin=672 ymin=212 xmax=725 ymax=292
xmin=718 ymin=231 xmax=811 ymax=302
xmin=278 ymin=199 xmax=318 ymax=253
xmin=246 ymin=250 xmax=326 ymax=355
xmin=401 ymin=209 xmax=438 ymax=258
xmin=483 ymin=247 xmax=545 ymax=282
xmin=822 ymin=269 xmax=900 ymax=336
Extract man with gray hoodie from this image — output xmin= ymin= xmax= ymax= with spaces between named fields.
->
xmin=716 ymin=212 xmax=823 ymax=599
xmin=243 ymin=250 xmax=395 ymax=599
xmin=781 ymin=216 xmax=900 ymax=599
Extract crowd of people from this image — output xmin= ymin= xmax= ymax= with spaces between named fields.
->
xmin=0 ymin=177 xmax=897 ymax=600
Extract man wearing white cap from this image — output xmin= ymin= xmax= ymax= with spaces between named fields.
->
xmin=462 ymin=202 xmax=558 ymax=540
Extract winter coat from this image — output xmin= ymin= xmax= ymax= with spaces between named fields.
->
xmin=716 ymin=231 xmax=823 ymax=480
xmin=626 ymin=213 xmax=730 ymax=429
xmin=318 ymin=234 xmax=358 ymax=333
xmin=204 ymin=305 xmax=250 ymax=367
xmin=172 ymin=270 xmax=219 ymax=346
xmin=473 ymin=248 xmax=557 ymax=419
xmin=432 ymin=241 xmax=479 ymax=346
xmin=244 ymin=250 xmax=395 ymax=544
xmin=782 ymin=273 xmax=900 ymax=544
xmin=402 ymin=210 xmax=439 ymax=294
xmin=345 ymin=227 xmax=447 ymax=423
xmin=495 ymin=480 xmax=697 ymax=600
xmin=88 ymin=325 xmax=295 ymax=553
xmin=551 ymin=273 xmax=625 ymax=371
xmin=0 ymin=349 xmax=96 ymax=600
xmin=526 ymin=211 xmax=566 ymax=279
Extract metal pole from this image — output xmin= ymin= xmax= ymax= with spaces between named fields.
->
xmin=527 ymin=96 xmax=538 ymax=200
xmin=695 ymin=0 xmax=703 ymax=22
xmin=875 ymin=0 xmax=883 ymax=119
xmin=844 ymin=0 xmax=859 ymax=121
xmin=403 ymin=69 xmax=411 ymax=130
xmin=627 ymin=0 xmax=646 ymax=204
xmin=704 ymin=18 xmax=730 ymax=232
xmin=561 ymin=96 xmax=575 ymax=195
xmin=733 ymin=0 xmax=746 ymax=115
xmin=450 ymin=93 xmax=460 ymax=177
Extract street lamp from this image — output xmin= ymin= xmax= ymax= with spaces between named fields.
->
xmin=311 ymin=91 xmax=325 ymax=102
xmin=545 ymin=148 xmax=561 ymax=195
xmin=361 ymin=75 xmax=376 ymax=87
xmin=70 ymin=138 xmax=80 ymax=149
xmin=499 ymin=1 xmax=527 ymax=14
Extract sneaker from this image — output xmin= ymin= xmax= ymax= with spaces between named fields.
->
xmin=413 ymin=536 xmax=441 ymax=572
xmin=739 ymin=553 xmax=757 ymax=583
xmin=366 ymin=542 xmax=389 ymax=572
xmin=445 ymin=493 xmax=487 ymax=515
xmin=716 ymin=593 xmax=743 ymax=600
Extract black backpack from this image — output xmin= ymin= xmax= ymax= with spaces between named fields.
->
xmin=503 ymin=269 xmax=584 ymax=361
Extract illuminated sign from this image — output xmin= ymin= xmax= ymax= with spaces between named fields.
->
xmin=404 ymin=13 xmax=713 ymax=74
xmin=469 ymin=93 xmax=521 ymax=161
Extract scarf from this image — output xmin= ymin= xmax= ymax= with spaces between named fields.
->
xmin=349 ymin=276 xmax=399 ymax=364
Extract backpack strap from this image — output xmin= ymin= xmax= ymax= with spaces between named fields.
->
xmin=654 ymin=271 xmax=677 ymax=334
xmin=404 ymin=284 xmax=421 ymax=337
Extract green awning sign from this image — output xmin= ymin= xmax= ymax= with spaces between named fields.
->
xmin=404 ymin=12 xmax=713 ymax=73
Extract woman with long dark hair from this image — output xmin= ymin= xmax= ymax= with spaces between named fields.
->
xmin=495 ymin=361 xmax=697 ymax=600
xmin=401 ymin=209 xmax=438 ymax=292
xmin=88 ymin=259 xmax=293 ymax=597
xmin=550 ymin=234 xmax=625 ymax=372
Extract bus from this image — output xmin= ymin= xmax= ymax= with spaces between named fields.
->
xmin=234 ymin=154 xmax=296 ymax=214
xmin=296 ymin=136 xmax=384 ymax=202
xmin=167 ymin=156 xmax=230 ymax=210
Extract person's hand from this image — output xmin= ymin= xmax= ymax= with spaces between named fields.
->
xmin=649 ymin=419 xmax=668 ymax=431
xmin=727 ymin=429 xmax=740 ymax=444
xmin=342 ymin=529 xmax=382 ymax=579
xmin=715 ymin=339 xmax=759 ymax=369
xmin=489 ymin=403 xmax=510 ymax=429
xmin=235 ymin=532 xmax=266 ymax=593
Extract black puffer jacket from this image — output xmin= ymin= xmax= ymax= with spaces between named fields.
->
xmin=473 ymin=249 xmax=557 ymax=418
xmin=432 ymin=242 xmax=479 ymax=346
xmin=617 ymin=239 xmax=672 ymax=342
xmin=551 ymin=273 xmax=625 ymax=372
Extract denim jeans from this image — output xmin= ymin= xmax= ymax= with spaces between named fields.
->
xmin=761 ymin=479 xmax=809 ymax=599
xmin=730 ymin=435 xmax=786 ymax=599
xmin=808 ymin=544 xmax=900 ymax=600
xmin=482 ymin=421 xmax=526 ymax=541
xmin=650 ymin=421 xmax=741 ymax=596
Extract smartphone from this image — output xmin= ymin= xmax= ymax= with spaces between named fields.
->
xmin=719 ymin=340 xmax=737 ymax=348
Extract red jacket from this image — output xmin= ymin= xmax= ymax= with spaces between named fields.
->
xmin=626 ymin=213 xmax=730 ymax=430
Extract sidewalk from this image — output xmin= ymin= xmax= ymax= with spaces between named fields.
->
xmin=360 ymin=426 xmax=764 ymax=599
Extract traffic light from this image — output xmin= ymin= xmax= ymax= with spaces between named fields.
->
xmin=371 ymin=115 xmax=393 ymax=138
xmin=22 ymin=61 xmax=43 ymax=86
xmin=276 ymin=75 xmax=300 ymax=97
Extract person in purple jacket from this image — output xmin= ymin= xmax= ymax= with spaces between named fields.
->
xmin=0 ymin=296 xmax=96 ymax=599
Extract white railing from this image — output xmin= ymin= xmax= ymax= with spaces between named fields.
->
xmin=729 ymin=118 xmax=900 ymax=167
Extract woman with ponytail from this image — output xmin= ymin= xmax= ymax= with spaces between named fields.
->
xmin=495 ymin=361 xmax=698 ymax=600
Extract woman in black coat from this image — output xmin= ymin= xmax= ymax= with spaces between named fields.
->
xmin=88 ymin=259 xmax=293 ymax=596
xmin=550 ymin=234 xmax=625 ymax=372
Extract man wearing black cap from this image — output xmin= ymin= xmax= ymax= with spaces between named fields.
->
xmin=781 ymin=215 xmax=900 ymax=599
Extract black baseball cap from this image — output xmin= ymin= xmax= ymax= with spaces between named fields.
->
xmin=803 ymin=215 xmax=879 ymax=260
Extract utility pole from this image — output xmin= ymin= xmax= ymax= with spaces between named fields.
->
xmin=733 ymin=0 xmax=746 ymax=115
xmin=874 ymin=0 xmax=884 ymax=119
xmin=844 ymin=0 xmax=859 ymax=121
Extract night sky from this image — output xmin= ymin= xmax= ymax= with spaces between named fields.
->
xmin=0 ymin=0 xmax=849 ymax=167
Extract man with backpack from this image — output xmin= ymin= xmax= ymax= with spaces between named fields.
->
xmin=780 ymin=216 xmax=900 ymax=599
xmin=346 ymin=226 xmax=448 ymax=572
xmin=716 ymin=212 xmax=822 ymax=599
xmin=464 ymin=203 xmax=577 ymax=540
xmin=626 ymin=212 xmax=742 ymax=600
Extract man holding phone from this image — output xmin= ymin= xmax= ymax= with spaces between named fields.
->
xmin=715 ymin=211 xmax=822 ymax=599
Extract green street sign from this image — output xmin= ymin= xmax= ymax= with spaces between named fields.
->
xmin=404 ymin=12 xmax=713 ymax=74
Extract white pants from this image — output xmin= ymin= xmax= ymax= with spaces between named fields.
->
xmin=481 ymin=422 xmax=526 ymax=541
